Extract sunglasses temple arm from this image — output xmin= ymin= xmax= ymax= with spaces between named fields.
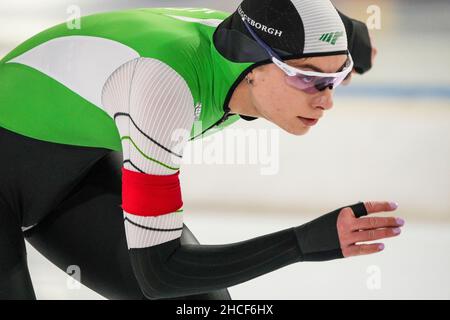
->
xmin=241 ymin=18 xmax=283 ymax=61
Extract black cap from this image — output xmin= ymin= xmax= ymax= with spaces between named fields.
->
xmin=214 ymin=0 xmax=349 ymax=63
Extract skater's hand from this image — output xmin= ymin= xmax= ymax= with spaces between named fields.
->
xmin=342 ymin=33 xmax=378 ymax=86
xmin=338 ymin=201 xmax=404 ymax=257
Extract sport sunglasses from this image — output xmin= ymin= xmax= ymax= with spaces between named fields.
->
xmin=241 ymin=17 xmax=354 ymax=94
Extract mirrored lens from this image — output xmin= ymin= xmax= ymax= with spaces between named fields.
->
xmin=285 ymin=73 xmax=348 ymax=93
xmin=284 ymin=74 xmax=317 ymax=90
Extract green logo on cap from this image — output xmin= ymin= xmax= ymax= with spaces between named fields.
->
xmin=319 ymin=31 xmax=344 ymax=45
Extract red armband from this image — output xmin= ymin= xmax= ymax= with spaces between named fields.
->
xmin=121 ymin=167 xmax=183 ymax=217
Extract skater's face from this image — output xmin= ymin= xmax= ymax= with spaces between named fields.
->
xmin=243 ymin=54 xmax=349 ymax=136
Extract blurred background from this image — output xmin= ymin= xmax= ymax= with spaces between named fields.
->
xmin=1 ymin=0 xmax=449 ymax=299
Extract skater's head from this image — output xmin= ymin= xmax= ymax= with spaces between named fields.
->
xmin=217 ymin=0 xmax=353 ymax=135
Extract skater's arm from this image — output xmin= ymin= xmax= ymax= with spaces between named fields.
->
xmin=128 ymin=202 xmax=369 ymax=299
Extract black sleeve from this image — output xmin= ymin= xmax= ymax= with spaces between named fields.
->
xmin=128 ymin=202 xmax=368 ymax=299
xmin=337 ymin=10 xmax=373 ymax=74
